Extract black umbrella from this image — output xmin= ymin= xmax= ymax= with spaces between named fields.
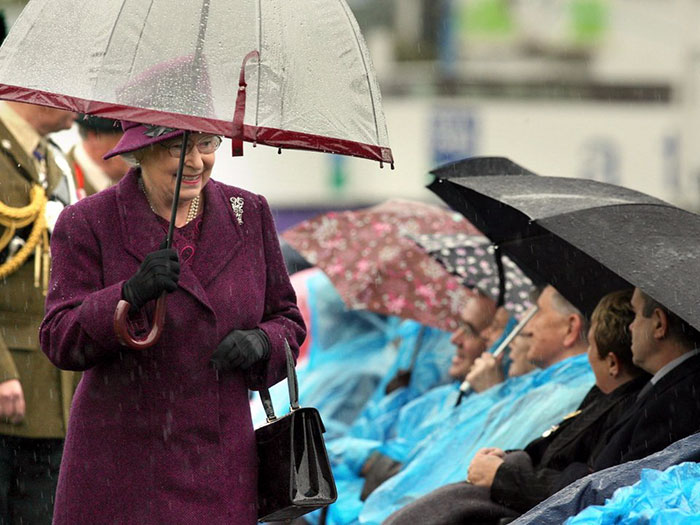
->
xmin=428 ymin=157 xmax=700 ymax=329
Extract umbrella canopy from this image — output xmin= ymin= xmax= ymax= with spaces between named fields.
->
xmin=282 ymin=200 xmax=481 ymax=332
xmin=0 ymin=0 xmax=392 ymax=164
xmin=407 ymin=233 xmax=534 ymax=315
xmin=428 ymin=157 xmax=700 ymax=328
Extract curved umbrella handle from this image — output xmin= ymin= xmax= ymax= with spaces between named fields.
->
xmin=113 ymin=293 xmax=167 ymax=349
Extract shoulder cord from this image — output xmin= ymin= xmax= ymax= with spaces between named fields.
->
xmin=0 ymin=184 xmax=48 ymax=288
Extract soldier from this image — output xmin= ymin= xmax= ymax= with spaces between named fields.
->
xmin=0 ymin=101 xmax=77 ymax=524
xmin=67 ymin=115 xmax=128 ymax=198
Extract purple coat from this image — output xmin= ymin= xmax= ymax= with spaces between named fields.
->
xmin=40 ymin=169 xmax=306 ymax=524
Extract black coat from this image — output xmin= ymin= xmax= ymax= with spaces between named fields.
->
xmin=592 ymin=351 xmax=700 ymax=470
xmin=490 ymin=375 xmax=648 ymax=513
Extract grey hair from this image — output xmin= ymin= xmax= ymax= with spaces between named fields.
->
xmin=120 ymin=146 xmax=153 ymax=167
xmin=120 ymin=152 xmax=140 ymax=167
xmin=550 ymin=288 xmax=589 ymax=344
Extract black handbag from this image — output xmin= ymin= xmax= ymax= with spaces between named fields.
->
xmin=255 ymin=341 xmax=337 ymax=522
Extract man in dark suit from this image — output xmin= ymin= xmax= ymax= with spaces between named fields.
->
xmin=591 ymin=287 xmax=700 ymax=470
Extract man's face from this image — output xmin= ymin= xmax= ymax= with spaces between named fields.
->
xmin=629 ymin=288 xmax=658 ymax=373
xmin=508 ymin=332 xmax=536 ymax=377
xmin=481 ymin=307 xmax=510 ymax=349
xmin=448 ymin=296 xmax=494 ymax=379
xmin=34 ymin=107 xmax=76 ymax=135
xmin=525 ymin=286 xmax=570 ymax=368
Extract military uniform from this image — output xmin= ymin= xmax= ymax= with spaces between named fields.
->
xmin=0 ymin=103 xmax=80 ymax=524
xmin=65 ymin=143 xmax=115 ymax=198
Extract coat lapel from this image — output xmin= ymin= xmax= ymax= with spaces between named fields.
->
xmin=116 ymin=172 xmax=243 ymax=312
xmin=116 ymin=169 xmax=165 ymax=262
xmin=190 ymin=179 xmax=243 ymax=289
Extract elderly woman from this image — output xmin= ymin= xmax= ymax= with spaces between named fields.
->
xmin=39 ymin=122 xmax=306 ymax=524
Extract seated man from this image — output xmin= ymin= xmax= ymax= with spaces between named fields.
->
xmin=381 ymin=289 xmax=645 ymax=525
xmin=358 ymin=286 xmax=595 ymax=525
xmin=463 ymin=306 xmax=536 ymax=393
xmin=591 ymin=287 xmax=700 ymax=469
xmin=320 ymin=291 xmax=502 ymax=524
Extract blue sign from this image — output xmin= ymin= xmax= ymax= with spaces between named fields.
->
xmin=431 ymin=107 xmax=479 ymax=167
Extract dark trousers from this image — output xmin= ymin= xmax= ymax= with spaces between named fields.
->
xmin=0 ymin=435 xmax=63 ymax=525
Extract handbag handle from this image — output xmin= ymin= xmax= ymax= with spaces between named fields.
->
xmin=259 ymin=340 xmax=299 ymax=422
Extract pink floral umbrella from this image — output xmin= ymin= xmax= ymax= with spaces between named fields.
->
xmin=282 ymin=200 xmax=481 ymax=332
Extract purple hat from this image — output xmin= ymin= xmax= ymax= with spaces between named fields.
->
xmin=103 ymin=121 xmax=184 ymax=159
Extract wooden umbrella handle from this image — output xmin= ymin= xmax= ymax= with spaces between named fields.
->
xmin=113 ymin=293 xmax=167 ymax=349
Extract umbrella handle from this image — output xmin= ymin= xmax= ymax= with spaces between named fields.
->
xmin=113 ymin=293 xmax=167 ymax=349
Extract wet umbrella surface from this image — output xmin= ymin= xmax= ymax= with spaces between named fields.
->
xmin=282 ymin=200 xmax=480 ymax=331
xmin=0 ymin=0 xmax=392 ymax=163
xmin=429 ymin=157 xmax=700 ymax=327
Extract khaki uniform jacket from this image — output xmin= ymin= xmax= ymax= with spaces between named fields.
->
xmin=0 ymin=117 xmax=80 ymax=438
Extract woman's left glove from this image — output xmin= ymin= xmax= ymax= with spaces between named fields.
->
xmin=211 ymin=328 xmax=270 ymax=371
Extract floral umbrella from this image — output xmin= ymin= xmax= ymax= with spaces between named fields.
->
xmin=282 ymin=200 xmax=481 ymax=332
xmin=407 ymin=233 xmax=534 ymax=315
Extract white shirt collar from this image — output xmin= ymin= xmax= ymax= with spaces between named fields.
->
xmin=651 ymin=347 xmax=700 ymax=385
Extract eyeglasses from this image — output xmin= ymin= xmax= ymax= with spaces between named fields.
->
xmin=159 ymin=135 xmax=222 ymax=158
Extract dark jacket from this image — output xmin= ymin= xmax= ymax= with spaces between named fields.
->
xmin=592 ymin=351 xmax=700 ymax=470
xmin=491 ymin=375 xmax=648 ymax=513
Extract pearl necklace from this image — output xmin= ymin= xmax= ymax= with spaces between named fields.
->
xmin=139 ymin=177 xmax=200 ymax=225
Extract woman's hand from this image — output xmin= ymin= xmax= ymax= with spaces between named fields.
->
xmin=211 ymin=329 xmax=270 ymax=371
xmin=121 ymin=248 xmax=180 ymax=310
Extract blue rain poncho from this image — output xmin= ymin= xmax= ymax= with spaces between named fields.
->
xmin=250 ymin=271 xmax=401 ymax=436
xmin=513 ymin=432 xmax=700 ymax=524
xmin=346 ymin=321 xmax=455 ymax=443
xmin=322 ymin=317 xmax=521 ymax=524
xmin=565 ymin=462 xmax=700 ymax=524
xmin=332 ymin=315 xmax=519 ymax=472
xmin=358 ymin=353 xmax=594 ymax=525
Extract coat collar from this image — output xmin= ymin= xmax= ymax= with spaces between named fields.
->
xmin=116 ymin=169 xmax=244 ymax=309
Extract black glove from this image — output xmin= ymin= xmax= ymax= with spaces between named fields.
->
xmin=211 ymin=329 xmax=270 ymax=371
xmin=122 ymin=248 xmax=180 ymax=311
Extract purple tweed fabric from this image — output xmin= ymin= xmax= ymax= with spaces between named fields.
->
xmin=40 ymin=168 xmax=306 ymax=524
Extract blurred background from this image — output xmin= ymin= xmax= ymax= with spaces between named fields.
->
xmin=3 ymin=0 xmax=700 ymax=229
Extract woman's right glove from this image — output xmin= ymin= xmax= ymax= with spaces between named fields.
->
xmin=121 ymin=248 xmax=180 ymax=311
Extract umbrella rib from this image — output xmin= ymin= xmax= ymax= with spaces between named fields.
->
xmin=125 ymin=0 xmax=157 ymax=80
xmin=89 ymin=0 xmax=132 ymax=108
xmin=337 ymin=0 xmax=380 ymax=148
xmin=255 ymin=0 xmax=263 ymax=131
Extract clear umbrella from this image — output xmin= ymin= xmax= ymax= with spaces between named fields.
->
xmin=0 ymin=0 xmax=394 ymax=349
xmin=0 ymin=0 xmax=392 ymax=164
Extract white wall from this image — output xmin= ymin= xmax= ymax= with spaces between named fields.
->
xmin=211 ymin=97 xmax=687 ymax=209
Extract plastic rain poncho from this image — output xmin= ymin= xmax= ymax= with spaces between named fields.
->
xmin=513 ymin=432 xmax=700 ymax=525
xmin=321 ymin=317 xmax=519 ymax=524
xmin=358 ymin=353 xmax=594 ymax=525
xmin=565 ymin=462 xmax=700 ymax=524
xmin=251 ymin=270 xmax=401 ymax=437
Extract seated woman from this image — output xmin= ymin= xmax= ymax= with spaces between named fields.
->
xmin=384 ymin=289 xmax=649 ymax=525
